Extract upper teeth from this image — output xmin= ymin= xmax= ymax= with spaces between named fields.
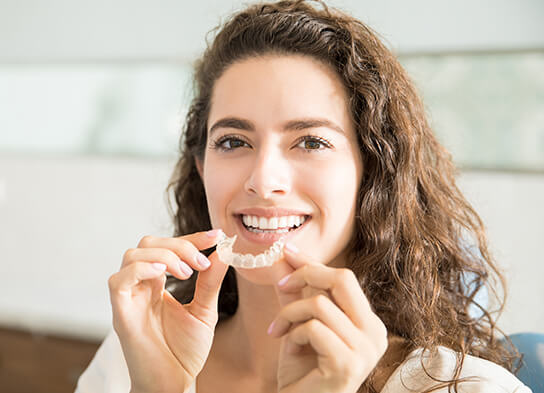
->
xmin=242 ymin=215 xmax=307 ymax=230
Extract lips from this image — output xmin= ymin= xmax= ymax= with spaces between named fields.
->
xmin=234 ymin=207 xmax=312 ymax=218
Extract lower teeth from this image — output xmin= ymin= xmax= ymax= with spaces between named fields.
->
xmin=246 ymin=226 xmax=296 ymax=233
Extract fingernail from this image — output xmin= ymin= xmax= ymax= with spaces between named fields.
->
xmin=152 ymin=263 xmax=167 ymax=271
xmin=179 ymin=261 xmax=193 ymax=277
xmin=195 ymin=252 xmax=211 ymax=269
xmin=267 ymin=320 xmax=276 ymax=335
xmin=278 ymin=273 xmax=291 ymax=287
xmin=206 ymin=229 xmax=223 ymax=238
xmin=284 ymin=243 xmax=298 ymax=254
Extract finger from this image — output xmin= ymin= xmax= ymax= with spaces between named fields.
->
xmin=109 ymin=261 xmax=167 ymax=299
xmin=177 ymin=229 xmax=224 ymax=250
xmin=121 ymin=247 xmax=194 ymax=279
xmin=189 ymin=251 xmax=230 ymax=325
xmin=274 ymin=243 xmax=321 ymax=307
xmin=136 ymin=230 xmax=223 ymax=274
xmin=280 ymin=242 xmax=320 ymax=271
xmin=268 ymin=295 xmax=360 ymax=350
xmin=277 ymin=264 xmax=369 ymax=329
xmin=137 ymin=229 xmax=223 ymax=251
xmin=286 ymin=319 xmax=352 ymax=374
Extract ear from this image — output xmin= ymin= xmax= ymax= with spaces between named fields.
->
xmin=195 ymin=158 xmax=204 ymax=180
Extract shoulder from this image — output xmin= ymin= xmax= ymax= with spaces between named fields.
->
xmin=75 ymin=329 xmax=131 ymax=393
xmin=381 ymin=346 xmax=532 ymax=393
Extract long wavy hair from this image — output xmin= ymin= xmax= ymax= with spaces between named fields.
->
xmin=166 ymin=1 xmax=519 ymax=391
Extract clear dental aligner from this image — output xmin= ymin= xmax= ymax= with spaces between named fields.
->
xmin=216 ymin=232 xmax=285 ymax=268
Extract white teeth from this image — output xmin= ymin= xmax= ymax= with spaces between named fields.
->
xmin=287 ymin=216 xmax=296 ymax=227
xmin=247 ymin=227 xmax=289 ymax=234
xmin=241 ymin=214 xmax=307 ymax=231
xmin=242 ymin=215 xmax=251 ymax=226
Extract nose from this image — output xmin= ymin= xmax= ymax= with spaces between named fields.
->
xmin=244 ymin=146 xmax=291 ymax=199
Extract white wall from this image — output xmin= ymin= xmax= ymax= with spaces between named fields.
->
xmin=0 ymin=155 xmax=176 ymax=340
xmin=457 ymin=171 xmax=544 ymax=334
xmin=0 ymin=0 xmax=543 ymax=63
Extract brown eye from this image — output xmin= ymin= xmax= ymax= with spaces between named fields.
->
xmin=296 ymin=136 xmax=332 ymax=151
xmin=304 ymin=139 xmax=322 ymax=150
xmin=224 ymin=139 xmax=245 ymax=149
xmin=213 ymin=136 xmax=249 ymax=151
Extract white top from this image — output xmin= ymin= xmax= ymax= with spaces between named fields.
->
xmin=75 ymin=329 xmax=532 ymax=393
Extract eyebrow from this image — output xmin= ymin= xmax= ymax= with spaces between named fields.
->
xmin=208 ymin=117 xmax=346 ymax=136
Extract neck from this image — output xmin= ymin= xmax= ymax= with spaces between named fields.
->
xmin=214 ymin=271 xmax=409 ymax=392
xmin=217 ymin=271 xmax=282 ymax=386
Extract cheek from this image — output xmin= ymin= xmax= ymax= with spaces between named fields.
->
xmin=203 ymin=156 xmax=247 ymax=226
xmin=302 ymin=159 xmax=360 ymax=266
xmin=303 ymin=158 xmax=360 ymax=215
xmin=203 ymin=161 xmax=229 ymax=226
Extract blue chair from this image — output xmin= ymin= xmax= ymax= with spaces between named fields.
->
xmin=509 ymin=332 xmax=544 ymax=393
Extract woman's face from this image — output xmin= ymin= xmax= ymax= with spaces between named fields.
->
xmin=200 ymin=55 xmax=363 ymax=284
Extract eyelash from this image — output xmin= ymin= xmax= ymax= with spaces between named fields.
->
xmin=211 ymin=134 xmax=333 ymax=152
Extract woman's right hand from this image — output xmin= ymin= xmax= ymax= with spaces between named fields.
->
xmin=108 ymin=229 xmax=228 ymax=393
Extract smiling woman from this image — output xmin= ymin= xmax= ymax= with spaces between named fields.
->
xmin=200 ymin=55 xmax=362 ymax=276
xmin=76 ymin=1 xmax=531 ymax=393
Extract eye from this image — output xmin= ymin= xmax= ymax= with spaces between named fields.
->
xmin=296 ymin=135 xmax=333 ymax=151
xmin=212 ymin=136 xmax=250 ymax=151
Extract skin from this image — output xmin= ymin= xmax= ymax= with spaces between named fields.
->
xmin=201 ymin=55 xmax=363 ymax=285
xmin=197 ymin=55 xmax=389 ymax=392
xmin=109 ymin=55 xmax=396 ymax=393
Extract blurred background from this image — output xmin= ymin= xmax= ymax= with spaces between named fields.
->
xmin=0 ymin=0 xmax=543 ymax=392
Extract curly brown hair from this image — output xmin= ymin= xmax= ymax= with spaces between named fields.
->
xmin=165 ymin=0 xmax=519 ymax=391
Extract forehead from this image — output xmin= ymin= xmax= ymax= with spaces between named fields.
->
xmin=208 ymin=55 xmax=353 ymax=134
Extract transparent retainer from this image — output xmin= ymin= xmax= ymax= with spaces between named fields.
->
xmin=216 ymin=232 xmax=285 ymax=268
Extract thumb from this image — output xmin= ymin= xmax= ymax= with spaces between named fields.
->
xmin=190 ymin=251 xmax=229 ymax=325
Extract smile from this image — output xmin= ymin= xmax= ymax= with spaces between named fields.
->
xmin=233 ymin=213 xmax=311 ymax=245
xmin=241 ymin=214 xmax=308 ymax=233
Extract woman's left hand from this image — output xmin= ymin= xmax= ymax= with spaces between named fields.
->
xmin=271 ymin=244 xmax=388 ymax=393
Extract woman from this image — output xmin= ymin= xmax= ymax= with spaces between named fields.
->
xmin=76 ymin=1 xmax=531 ymax=392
